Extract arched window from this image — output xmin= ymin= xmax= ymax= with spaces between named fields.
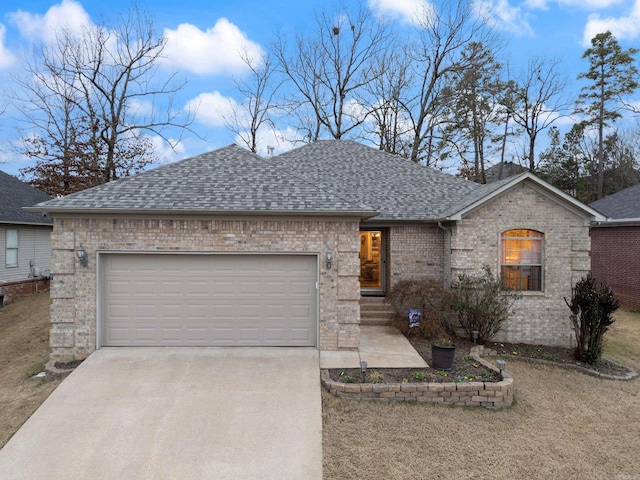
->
xmin=501 ymin=229 xmax=543 ymax=291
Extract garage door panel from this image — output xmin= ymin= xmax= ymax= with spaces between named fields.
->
xmin=101 ymin=254 xmax=317 ymax=347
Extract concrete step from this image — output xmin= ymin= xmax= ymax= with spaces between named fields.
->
xmin=360 ymin=297 xmax=394 ymax=326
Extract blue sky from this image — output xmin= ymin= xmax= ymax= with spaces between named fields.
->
xmin=0 ymin=0 xmax=638 ymax=176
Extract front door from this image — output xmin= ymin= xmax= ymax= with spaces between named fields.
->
xmin=359 ymin=230 xmax=386 ymax=295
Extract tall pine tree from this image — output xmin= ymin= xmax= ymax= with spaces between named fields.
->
xmin=575 ymin=31 xmax=638 ymax=199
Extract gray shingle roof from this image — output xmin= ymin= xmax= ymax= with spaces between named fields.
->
xmin=590 ymin=183 xmax=640 ymax=219
xmin=30 ymin=145 xmax=376 ymax=216
xmin=0 ymin=170 xmax=52 ymax=225
xmin=439 ymin=174 xmax=521 ymax=219
xmin=273 ymin=140 xmax=479 ymax=221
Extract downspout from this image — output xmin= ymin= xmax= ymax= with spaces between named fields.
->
xmin=437 ymin=221 xmax=452 ymax=288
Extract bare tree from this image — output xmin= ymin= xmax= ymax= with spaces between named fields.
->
xmin=362 ymin=46 xmax=413 ymax=155
xmin=14 ymin=5 xmax=190 ymax=195
xmin=273 ymin=1 xmax=391 ymax=141
xmin=404 ymin=0 xmax=495 ymax=165
xmin=225 ymin=49 xmax=282 ymax=154
xmin=502 ymin=56 xmax=569 ymax=172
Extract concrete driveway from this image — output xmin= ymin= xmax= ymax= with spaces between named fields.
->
xmin=0 ymin=348 xmax=322 ymax=480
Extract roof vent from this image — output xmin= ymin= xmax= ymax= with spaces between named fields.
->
xmin=266 ymin=146 xmax=274 ymax=158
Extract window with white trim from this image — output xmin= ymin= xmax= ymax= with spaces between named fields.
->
xmin=501 ymin=229 xmax=543 ymax=291
xmin=6 ymin=229 xmax=18 ymax=267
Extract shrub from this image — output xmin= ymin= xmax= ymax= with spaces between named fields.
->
xmin=385 ymin=279 xmax=454 ymax=338
xmin=447 ymin=266 xmax=521 ymax=343
xmin=565 ymin=274 xmax=619 ymax=365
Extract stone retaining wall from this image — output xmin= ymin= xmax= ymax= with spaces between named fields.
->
xmin=321 ymin=347 xmax=514 ymax=409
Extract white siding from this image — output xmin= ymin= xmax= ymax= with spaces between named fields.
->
xmin=0 ymin=225 xmax=52 ymax=283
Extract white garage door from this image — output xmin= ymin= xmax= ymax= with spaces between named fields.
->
xmin=100 ymin=254 xmax=317 ymax=347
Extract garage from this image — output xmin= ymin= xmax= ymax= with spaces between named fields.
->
xmin=100 ymin=253 xmax=318 ymax=347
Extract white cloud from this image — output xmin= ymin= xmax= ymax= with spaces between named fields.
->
xmin=368 ymin=0 xmax=434 ymax=25
xmin=163 ymin=19 xmax=263 ymax=76
xmin=525 ymin=0 xmax=625 ymax=10
xmin=149 ymin=135 xmax=186 ymax=165
xmin=235 ymin=126 xmax=303 ymax=157
xmin=474 ymin=0 xmax=534 ymax=37
xmin=582 ymin=0 xmax=640 ymax=46
xmin=0 ymin=25 xmax=16 ymax=69
xmin=184 ymin=91 xmax=242 ymax=127
xmin=10 ymin=0 xmax=92 ymax=44
xmin=559 ymin=0 xmax=625 ymax=8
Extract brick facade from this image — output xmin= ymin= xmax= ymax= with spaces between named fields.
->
xmin=590 ymin=225 xmax=640 ymax=309
xmin=49 ymin=216 xmax=362 ymax=362
xmin=388 ymin=224 xmax=445 ymax=287
xmin=450 ymin=183 xmax=591 ymax=347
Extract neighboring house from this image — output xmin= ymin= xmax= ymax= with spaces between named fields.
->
xmin=0 ymin=170 xmax=52 ymax=303
xmin=484 ymin=161 xmax=528 ymax=183
xmin=589 ymin=183 xmax=640 ymax=309
xmin=27 ymin=141 xmax=605 ymax=362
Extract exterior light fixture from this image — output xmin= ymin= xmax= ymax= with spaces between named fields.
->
xmin=472 ymin=330 xmax=479 ymax=345
xmin=326 ymin=250 xmax=333 ymax=270
xmin=360 ymin=361 xmax=368 ymax=383
xmin=496 ymin=359 xmax=506 ymax=381
xmin=76 ymin=244 xmax=88 ymax=268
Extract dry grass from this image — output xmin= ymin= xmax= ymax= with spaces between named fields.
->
xmin=0 ymin=292 xmax=62 ymax=449
xmin=323 ymin=310 xmax=640 ymax=480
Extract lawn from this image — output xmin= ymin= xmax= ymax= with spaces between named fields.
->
xmin=322 ymin=310 xmax=640 ymax=480
xmin=1 ymin=292 xmax=639 ymax=479
xmin=0 ymin=292 xmax=62 ymax=449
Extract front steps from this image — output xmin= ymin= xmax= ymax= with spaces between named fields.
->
xmin=360 ymin=296 xmax=394 ymax=326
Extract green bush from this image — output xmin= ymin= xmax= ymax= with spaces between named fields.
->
xmin=565 ymin=274 xmax=619 ymax=365
xmin=385 ymin=279 xmax=454 ymax=338
xmin=447 ymin=266 xmax=521 ymax=343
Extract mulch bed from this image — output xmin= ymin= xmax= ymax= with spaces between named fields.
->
xmin=328 ymin=337 xmax=501 ymax=384
xmin=327 ymin=335 xmax=635 ymax=384
xmin=486 ymin=341 xmax=633 ymax=377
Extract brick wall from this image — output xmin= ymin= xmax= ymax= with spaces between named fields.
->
xmin=450 ymin=183 xmax=591 ymax=347
xmin=49 ymin=216 xmax=362 ymax=362
xmin=591 ymin=226 xmax=640 ymax=310
xmin=389 ymin=224 xmax=445 ymax=287
xmin=0 ymin=277 xmax=50 ymax=305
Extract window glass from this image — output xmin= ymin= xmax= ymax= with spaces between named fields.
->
xmin=501 ymin=229 xmax=543 ymax=291
xmin=6 ymin=229 xmax=18 ymax=267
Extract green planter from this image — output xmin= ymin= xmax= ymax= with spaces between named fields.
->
xmin=431 ymin=343 xmax=456 ymax=370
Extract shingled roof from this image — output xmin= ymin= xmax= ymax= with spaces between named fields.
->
xmin=590 ymin=183 xmax=640 ymax=219
xmin=0 ymin=170 xmax=52 ymax=225
xmin=28 ymin=140 xmax=600 ymax=223
xmin=28 ymin=145 xmax=376 ymax=217
xmin=273 ymin=140 xmax=478 ymax=221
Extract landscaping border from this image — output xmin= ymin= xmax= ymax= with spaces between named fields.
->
xmin=321 ymin=346 xmax=514 ymax=409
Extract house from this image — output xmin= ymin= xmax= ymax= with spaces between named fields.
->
xmin=483 ymin=161 xmax=529 ymax=183
xmin=27 ymin=140 xmax=605 ymax=362
xmin=589 ymin=183 xmax=640 ymax=309
xmin=0 ymin=170 xmax=52 ymax=304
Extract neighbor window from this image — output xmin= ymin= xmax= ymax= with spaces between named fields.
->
xmin=501 ymin=229 xmax=543 ymax=291
xmin=5 ymin=229 xmax=18 ymax=267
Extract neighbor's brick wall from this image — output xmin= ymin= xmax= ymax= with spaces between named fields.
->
xmin=450 ymin=183 xmax=591 ymax=347
xmin=0 ymin=277 xmax=50 ymax=304
xmin=389 ymin=225 xmax=445 ymax=288
xmin=590 ymin=226 xmax=640 ymax=310
xmin=49 ymin=216 xmax=362 ymax=362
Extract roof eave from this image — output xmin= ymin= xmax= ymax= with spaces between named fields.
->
xmin=25 ymin=206 xmax=379 ymax=220
xmin=0 ymin=219 xmax=53 ymax=227
xmin=592 ymin=217 xmax=640 ymax=227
